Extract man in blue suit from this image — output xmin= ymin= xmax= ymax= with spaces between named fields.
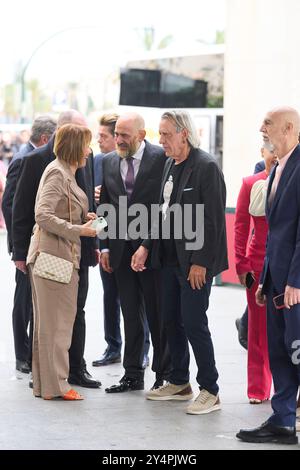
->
xmin=237 ymin=107 xmax=300 ymax=445
xmin=92 ymin=113 xmax=123 ymax=366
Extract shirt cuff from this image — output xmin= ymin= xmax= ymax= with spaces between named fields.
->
xmin=100 ymin=248 xmax=110 ymax=253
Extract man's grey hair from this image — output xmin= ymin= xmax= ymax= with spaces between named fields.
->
xmin=31 ymin=115 xmax=57 ymax=144
xmin=161 ymin=110 xmax=200 ymax=149
xmin=57 ymin=109 xmax=86 ymax=128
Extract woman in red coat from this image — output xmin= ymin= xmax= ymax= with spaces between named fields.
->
xmin=235 ymin=148 xmax=276 ymax=403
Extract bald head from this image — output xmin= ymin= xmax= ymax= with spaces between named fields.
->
xmin=115 ymin=112 xmax=146 ymax=159
xmin=270 ymin=106 xmax=300 ymax=137
xmin=117 ymin=112 xmax=145 ymax=132
xmin=57 ymin=109 xmax=87 ymax=128
xmin=260 ymin=106 xmax=300 ymax=158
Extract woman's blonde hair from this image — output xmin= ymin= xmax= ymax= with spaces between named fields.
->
xmin=54 ymin=123 xmax=92 ymax=165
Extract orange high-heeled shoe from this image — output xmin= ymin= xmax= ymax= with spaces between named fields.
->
xmin=63 ymin=389 xmax=84 ymax=401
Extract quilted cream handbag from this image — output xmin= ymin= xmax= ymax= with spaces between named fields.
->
xmin=33 ymin=182 xmax=75 ymax=284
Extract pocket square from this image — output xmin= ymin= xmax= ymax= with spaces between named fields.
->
xmin=183 ymin=187 xmax=193 ymax=192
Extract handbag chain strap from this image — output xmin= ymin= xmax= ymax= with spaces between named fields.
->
xmin=36 ymin=179 xmax=76 ymax=265
xmin=67 ymin=181 xmax=76 ymax=265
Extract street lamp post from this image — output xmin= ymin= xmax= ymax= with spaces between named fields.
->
xmin=20 ymin=27 xmax=85 ymax=123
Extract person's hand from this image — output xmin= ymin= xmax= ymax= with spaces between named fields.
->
xmin=95 ymin=185 xmax=101 ymax=204
xmin=86 ymin=212 xmax=97 ymax=221
xmin=284 ymin=285 xmax=300 ymax=310
xmin=100 ymin=252 xmax=113 ymax=273
xmin=188 ymin=265 xmax=206 ymax=290
xmin=95 ymin=249 xmax=101 ymax=265
xmin=80 ymin=220 xmax=97 ymax=237
xmin=238 ymin=273 xmax=247 ymax=287
xmin=14 ymin=261 xmax=27 ymax=274
xmin=131 ymin=246 xmax=149 ymax=272
xmin=255 ymin=287 xmax=266 ymax=306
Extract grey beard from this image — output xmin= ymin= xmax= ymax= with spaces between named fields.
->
xmin=263 ymin=141 xmax=275 ymax=152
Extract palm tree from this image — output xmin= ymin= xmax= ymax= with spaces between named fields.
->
xmin=136 ymin=26 xmax=173 ymax=51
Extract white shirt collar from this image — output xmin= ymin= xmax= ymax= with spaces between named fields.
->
xmin=131 ymin=140 xmax=145 ymax=161
xmin=29 ymin=140 xmax=37 ymax=149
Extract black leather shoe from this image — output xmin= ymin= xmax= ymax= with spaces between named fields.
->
xmin=142 ymin=355 xmax=150 ymax=369
xmin=236 ymin=421 xmax=298 ymax=445
xmin=235 ymin=318 xmax=248 ymax=350
xmin=16 ymin=360 xmax=31 ymax=374
xmin=105 ymin=375 xmax=144 ymax=393
xmin=92 ymin=351 xmax=121 ymax=367
xmin=68 ymin=370 xmax=101 ymax=389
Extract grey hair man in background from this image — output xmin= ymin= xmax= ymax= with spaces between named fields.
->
xmin=132 ymin=110 xmax=228 ymax=414
xmin=2 ymin=115 xmax=57 ymax=373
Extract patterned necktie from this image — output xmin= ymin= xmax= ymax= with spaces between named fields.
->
xmin=125 ymin=157 xmax=134 ymax=199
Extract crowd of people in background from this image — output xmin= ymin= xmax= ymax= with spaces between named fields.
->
xmin=0 ymin=128 xmax=32 ymax=230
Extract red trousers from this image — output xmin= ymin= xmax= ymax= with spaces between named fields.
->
xmin=246 ymin=272 xmax=272 ymax=400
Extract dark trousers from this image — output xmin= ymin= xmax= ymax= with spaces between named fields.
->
xmin=265 ymin=273 xmax=300 ymax=427
xmin=13 ymin=269 xmax=33 ymax=363
xmin=114 ymin=243 xmax=170 ymax=380
xmin=100 ymin=266 xmax=122 ymax=354
xmin=99 ymin=265 xmax=151 ymax=357
xmin=161 ymin=267 xmax=219 ymax=396
xmin=69 ymin=265 xmax=89 ymax=375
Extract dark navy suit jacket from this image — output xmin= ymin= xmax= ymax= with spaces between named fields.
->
xmin=261 ymin=145 xmax=300 ymax=293
xmin=94 ymin=153 xmax=104 ymax=187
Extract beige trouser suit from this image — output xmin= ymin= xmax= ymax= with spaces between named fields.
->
xmin=27 ymin=159 xmax=88 ymax=398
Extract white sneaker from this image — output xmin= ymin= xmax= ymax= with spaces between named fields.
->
xmin=186 ymin=389 xmax=221 ymax=415
xmin=146 ymin=382 xmax=193 ymax=401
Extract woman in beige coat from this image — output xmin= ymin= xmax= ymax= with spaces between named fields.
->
xmin=27 ymin=123 xmax=97 ymax=400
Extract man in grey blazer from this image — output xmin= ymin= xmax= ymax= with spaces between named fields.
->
xmin=132 ymin=110 xmax=228 ymax=414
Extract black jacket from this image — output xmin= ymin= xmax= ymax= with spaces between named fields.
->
xmin=2 ymin=141 xmax=35 ymax=254
xmin=98 ymin=140 xmax=166 ymax=270
xmin=12 ymin=135 xmax=97 ymax=266
xmin=143 ymin=148 xmax=228 ymax=278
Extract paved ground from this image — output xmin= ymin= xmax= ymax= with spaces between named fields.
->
xmin=0 ymin=232 xmax=298 ymax=451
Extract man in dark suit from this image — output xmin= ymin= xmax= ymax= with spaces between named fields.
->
xmin=99 ymin=112 xmax=170 ymax=392
xmin=2 ymin=115 xmax=57 ymax=373
xmin=12 ymin=109 xmax=101 ymax=389
xmin=92 ymin=113 xmax=150 ymax=368
xmin=237 ymin=107 xmax=300 ymax=445
xmin=132 ymin=110 xmax=228 ymax=414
